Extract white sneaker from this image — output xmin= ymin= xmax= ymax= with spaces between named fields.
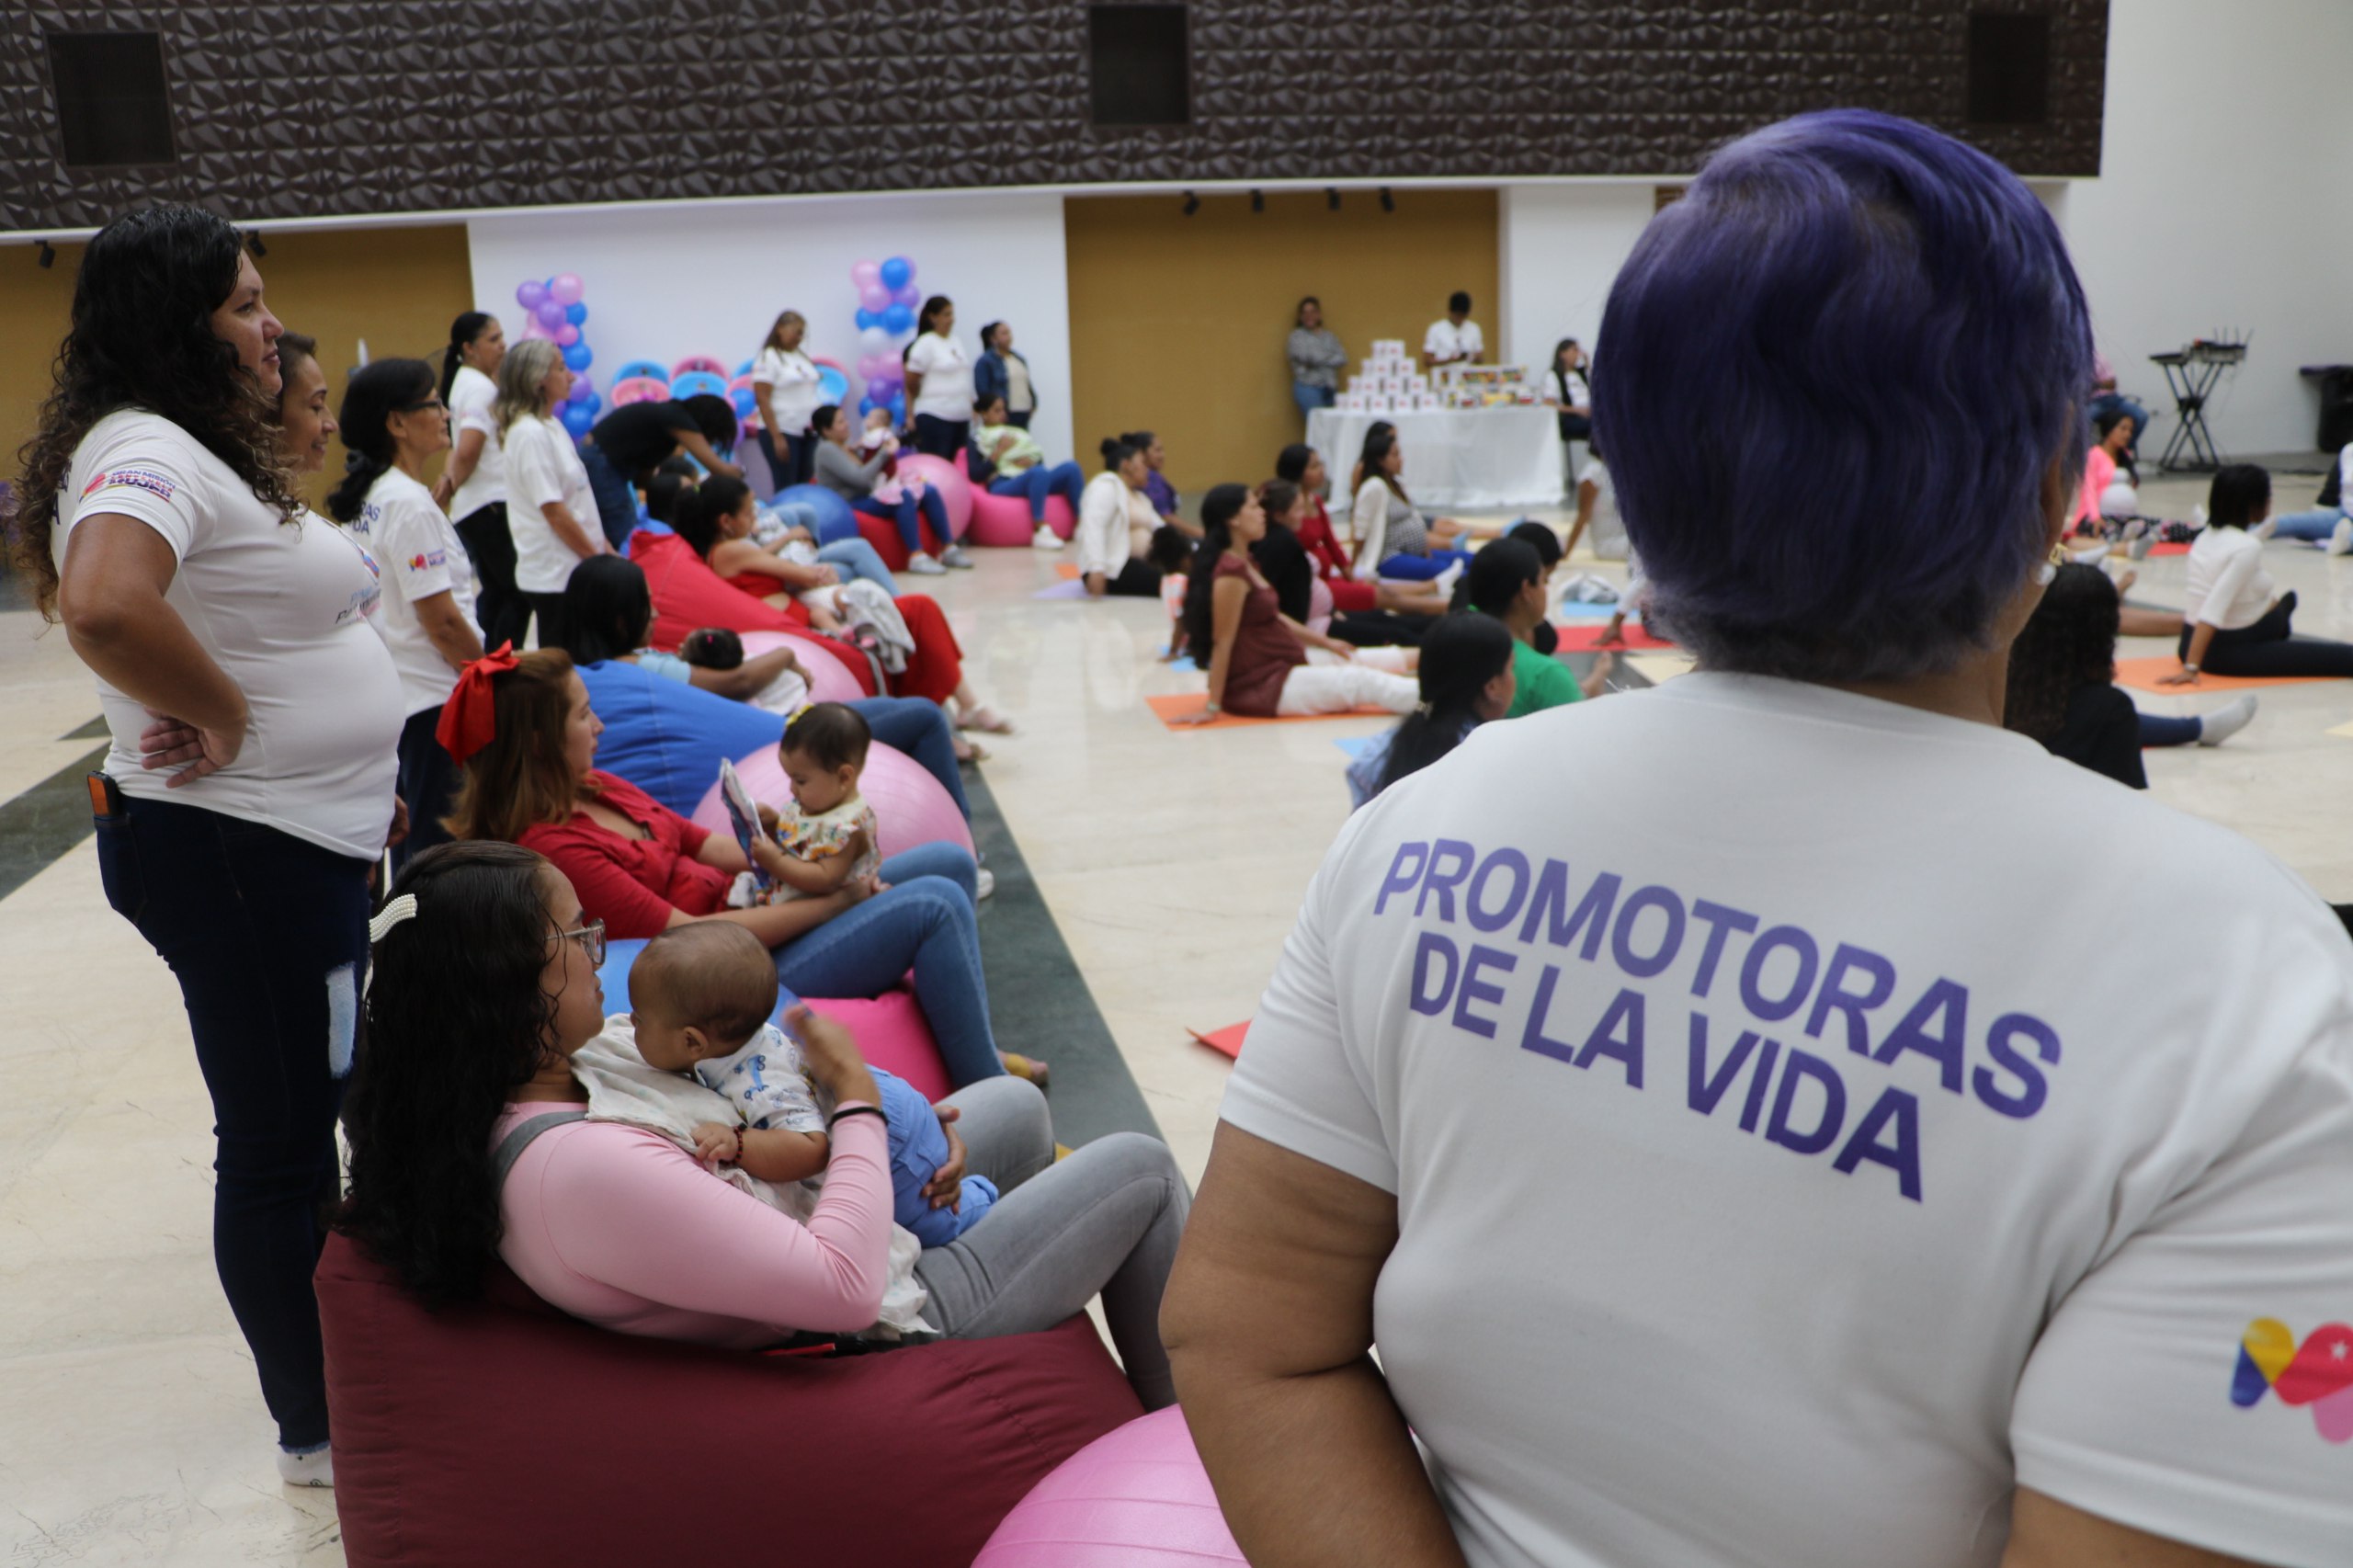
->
xmin=906 ymin=551 xmax=948 ymax=575
xmin=277 ymin=1446 xmax=334 ymax=1488
xmin=2330 ymin=518 xmax=2353 ymax=557
xmin=974 ymin=867 xmax=995 ymax=901
xmin=2197 ymin=694 xmax=2257 ymax=746
xmin=1031 ymin=526 xmax=1062 ymax=550
xmin=940 ymin=544 xmax=974 ymax=569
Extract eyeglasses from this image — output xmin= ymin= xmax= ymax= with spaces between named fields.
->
xmin=395 ymin=397 xmax=448 ymax=415
xmin=550 ymin=918 xmax=606 ymax=967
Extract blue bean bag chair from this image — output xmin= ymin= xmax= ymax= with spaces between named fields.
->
xmin=575 ymin=658 xmax=784 ymax=817
xmin=773 ymin=483 xmax=858 ymax=543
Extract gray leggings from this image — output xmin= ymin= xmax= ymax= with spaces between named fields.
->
xmin=914 ymin=1077 xmax=1189 ymax=1408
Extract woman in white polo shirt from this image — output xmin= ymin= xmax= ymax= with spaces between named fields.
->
xmin=1166 ymin=112 xmax=2353 ymax=1568
xmin=11 ymin=205 xmax=403 ymax=1486
xmin=495 ymin=337 xmax=606 ymax=650
xmin=752 ymin=309 xmax=823 ymax=486
xmin=327 ymin=358 xmax=486 ymax=873
xmin=902 ymin=295 xmax=975 ymax=462
xmin=432 ymin=312 xmax=522 ymax=648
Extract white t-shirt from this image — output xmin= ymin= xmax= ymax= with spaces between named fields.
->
xmin=1074 ymin=470 xmax=1135 ymax=581
xmin=904 ymin=334 xmax=973 ymax=421
xmin=502 ymin=414 xmax=597 ymax=594
xmin=1578 ymin=457 xmax=1629 ymax=563
xmin=753 ymin=347 xmax=822 ymax=434
xmin=2183 ymin=527 xmax=2275 ymax=631
xmin=352 ymin=467 xmax=479 ymax=718
xmin=60 ymin=409 xmax=403 ymax=858
xmin=446 ymin=364 xmax=506 ymax=520
xmin=1423 ymin=318 xmax=1484 ymax=363
xmin=1227 ymin=673 xmax=2353 ymax=1568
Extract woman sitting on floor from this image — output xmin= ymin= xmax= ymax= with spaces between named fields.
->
xmin=1179 ymin=484 xmax=1420 ymax=723
xmin=2164 ymin=463 xmax=2353 ymax=684
xmin=1256 ymin=481 xmax=1421 ymax=666
xmin=2006 ymin=562 xmax=2256 ymax=789
xmin=1076 ymin=437 xmax=1167 ymax=597
xmin=1456 ymin=537 xmax=1613 ymax=715
xmin=1349 ymin=426 xmax=1491 ymax=584
xmin=1273 ymin=443 xmax=1447 ymax=628
xmin=438 ymin=648 xmax=1041 ymax=1088
xmin=340 ymin=841 xmax=1186 ymax=1403
xmin=811 ymin=403 xmax=967 ymax=576
xmin=2074 ymin=408 xmax=2140 ymax=533
xmin=1345 ymin=612 xmax=1518 ymax=810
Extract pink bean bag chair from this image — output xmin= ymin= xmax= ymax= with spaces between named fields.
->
xmin=690 ymin=741 xmax=975 ymax=867
xmin=894 ymin=452 xmax=974 ymax=539
xmin=629 ymin=529 xmax=874 ymax=695
xmin=972 ymin=1405 xmax=1245 ymax=1566
xmin=969 ymin=488 xmax=1076 ymax=547
xmin=321 ymin=1238 xmax=1142 ymax=1568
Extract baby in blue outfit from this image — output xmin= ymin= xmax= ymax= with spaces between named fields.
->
xmin=629 ymin=924 xmax=995 ymax=1246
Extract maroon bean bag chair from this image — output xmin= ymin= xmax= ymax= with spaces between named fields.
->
xmin=321 ymin=1233 xmax=1143 ymax=1567
xmin=627 ymin=528 xmax=878 ymax=695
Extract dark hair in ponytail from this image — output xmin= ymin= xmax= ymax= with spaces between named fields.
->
xmin=1099 ymin=435 xmax=1142 ymax=472
xmin=1274 ymin=442 xmax=1314 ymax=484
xmin=327 ymin=358 xmax=437 ymax=524
xmin=1453 ymin=537 xmax=1543 ymax=615
xmin=1182 ymin=483 xmax=1252 ymax=662
xmin=1371 ymin=612 xmax=1516 ymax=798
xmin=673 ymin=474 xmax=752 ymax=559
xmin=438 ymin=311 xmax=495 ymax=405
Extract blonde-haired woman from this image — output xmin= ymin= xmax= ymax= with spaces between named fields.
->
xmin=496 ymin=337 xmax=606 ymax=649
xmin=753 ymin=309 xmax=822 ymax=487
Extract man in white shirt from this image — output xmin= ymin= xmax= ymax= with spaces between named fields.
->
xmin=1421 ymin=291 xmax=1484 ymax=372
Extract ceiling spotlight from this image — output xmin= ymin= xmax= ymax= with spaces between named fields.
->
xmin=36 ymin=240 xmax=55 ymax=268
xmin=246 ymin=232 xmax=267 ymax=257
xmin=1325 ymin=187 xmax=1340 ymax=210
xmin=1380 ymin=187 xmax=1394 ymax=213
xmin=1251 ymin=189 xmax=1264 ymax=213
xmin=1181 ymin=191 xmax=1199 ymax=217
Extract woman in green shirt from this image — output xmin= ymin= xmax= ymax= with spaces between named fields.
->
xmin=972 ymin=393 xmax=1086 ymax=545
xmin=1457 ymin=538 xmax=1613 ymax=716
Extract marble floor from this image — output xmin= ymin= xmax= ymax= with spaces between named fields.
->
xmin=6 ymin=471 xmax=2353 ymax=1562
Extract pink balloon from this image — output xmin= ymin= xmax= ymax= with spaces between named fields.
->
xmin=549 ymin=272 xmax=585 ymax=306
xmin=859 ymin=283 xmax=891 ymax=313
xmin=556 ymin=324 xmax=580 ymax=347
xmin=850 ymin=259 xmax=881 ymax=288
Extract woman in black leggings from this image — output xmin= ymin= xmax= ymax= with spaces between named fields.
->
xmin=2163 ymin=464 xmax=2353 ymax=686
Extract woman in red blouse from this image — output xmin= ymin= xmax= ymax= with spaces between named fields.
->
xmin=1274 ymin=444 xmax=1447 ymax=621
xmin=438 ymin=648 xmax=1012 ymax=1086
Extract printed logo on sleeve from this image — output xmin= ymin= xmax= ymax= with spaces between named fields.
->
xmin=406 ymin=549 xmax=446 ymax=571
xmin=2233 ymin=1318 xmax=2353 ymax=1443
xmin=80 ymin=467 xmax=176 ymax=504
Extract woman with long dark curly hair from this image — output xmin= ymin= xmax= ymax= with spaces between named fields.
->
xmin=7 ymin=203 xmax=404 ymax=1487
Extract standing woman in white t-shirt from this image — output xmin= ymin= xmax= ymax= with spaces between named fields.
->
xmin=8 ymin=206 xmax=404 ymax=1487
xmin=431 ymin=312 xmax=523 ymax=649
xmin=752 ymin=309 xmax=823 ymax=487
xmin=494 ymin=337 xmax=606 ymax=650
xmin=328 ymin=358 xmax=486 ymax=873
xmin=901 ymin=296 xmax=975 ymax=463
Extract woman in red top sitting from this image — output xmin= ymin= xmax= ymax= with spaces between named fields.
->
xmin=437 ymin=647 xmax=1018 ymax=1087
xmin=1274 ymin=443 xmax=1447 ymax=620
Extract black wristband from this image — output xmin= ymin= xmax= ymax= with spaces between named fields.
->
xmin=827 ymin=1104 xmax=886 ymax=1131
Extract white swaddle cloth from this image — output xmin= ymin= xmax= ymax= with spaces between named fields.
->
xmin=571 ymin=1016 xmax=931 ymax=1336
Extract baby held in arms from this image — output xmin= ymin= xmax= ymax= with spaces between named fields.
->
xmin=627 ymin=923 xmax=995 ymax=1247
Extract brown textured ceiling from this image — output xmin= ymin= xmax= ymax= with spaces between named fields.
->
xmin=0 ymin=1 xmax=2105 ymax=234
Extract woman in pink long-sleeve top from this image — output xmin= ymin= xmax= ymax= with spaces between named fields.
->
xmin=338 ymin=840 xmax=1188 ymax=1404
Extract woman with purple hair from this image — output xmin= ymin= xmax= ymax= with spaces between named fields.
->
xmin=1165 ymin=111 xmax=2353 ymax=1568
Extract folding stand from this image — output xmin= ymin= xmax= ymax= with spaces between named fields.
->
xmin=2150 ymin=341 xmax=2246 ymax=473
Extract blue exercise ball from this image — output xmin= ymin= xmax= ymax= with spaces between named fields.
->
xmin=772 ymin=483 xmax=858 ymax=544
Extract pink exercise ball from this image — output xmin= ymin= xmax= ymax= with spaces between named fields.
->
xmin=733 ymin=630 xmax=863 ymax=703
xmin=967 ymin=489 xmax=1074 ymax=548
xmin=972 ymin=1407 xmax=1244 ymax=1567
xmin=689 ymin=740 xmax=974 ymax=861
xmin=894 ymin=453 xmax=972 ymax=538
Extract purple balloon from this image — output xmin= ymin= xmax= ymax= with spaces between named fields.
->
xmin=892 ymin=283 xmax=920 ymax=309
xmin=859 ymin=283 xmax=891 ymax=313
xmin=536 ymin=299 xmax=567 ymax=330
xmin=850 ymin=259 xmax=881 ymax=288
xmin=566 ymin=375 xmax=594 ymax=402
xmin=517 ymin=279 xmax=548 ymax=311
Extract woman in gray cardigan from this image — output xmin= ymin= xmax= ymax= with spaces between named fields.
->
xmin=1286 ymin=297 xmax=1347 ymax=426
xmin=811 ymin=403 xmax=967 ymax=574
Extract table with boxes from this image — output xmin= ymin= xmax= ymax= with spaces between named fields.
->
xmin=1310 ymin=339 xmax=1565 ymax=510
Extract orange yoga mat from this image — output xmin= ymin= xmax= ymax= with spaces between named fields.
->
xmin=1053 ymin=562 xmax=1080 ymax=579
xmin=1552 ymin=622 xmax=1677 ymax=653
xmin=1188 ymin=1022 xmax=1249 ymax=1060
xmin=2112 ymin=656 xmax=2336 ymax=694
xmin=1147 ymin=693 xmax=1392 ymax=730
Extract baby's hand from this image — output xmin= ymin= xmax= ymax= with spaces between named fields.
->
xmin=755 ymin=801 xmax=780 ymax=835
xmin=690 ymin=1122 xmax=742 ymax=1166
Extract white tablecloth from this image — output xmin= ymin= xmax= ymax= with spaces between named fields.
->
xmin=1307 ymin=405 xmax=1565 ymax=511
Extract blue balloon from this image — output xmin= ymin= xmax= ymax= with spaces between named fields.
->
xmin=880 ymin=256 xmax=913 ymax=291
xmin=579 ymin=391 xmax=602 ymax=417
xmin=563 ymin=343 xmax=593 ymax=372
xmin=560 ymin=403 xmax=596 ymax=437
xmin=771 ymin=483 xmax=858 ymax=544
xmin=854 ymin=308 xmax=880 ymax=331
xmin=881 ymin=303 xmax=914 ymax=335
xmin=858 ymin=393 xmax=879 ymax=415
xmin=564 ymin=301 xmax=588 ymax=326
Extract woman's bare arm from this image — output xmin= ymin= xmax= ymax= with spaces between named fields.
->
xmin=2000 ymin=1489 xmax=2260 ymax=1568
xmin=59 ymin=516 xmax=248 ymax=784
xmin=710 ymin=537 xmax=829 ymax=590
xmin=685 ymin=647 xmax=799 ymax=701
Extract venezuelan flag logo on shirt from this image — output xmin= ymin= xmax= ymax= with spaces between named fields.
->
xmin=2232 ymin=1319 xmax=2353 ymax=1443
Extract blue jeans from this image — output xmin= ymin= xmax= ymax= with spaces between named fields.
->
xmin=93 ymin=792 xmax=373 ymax=1450
xmin=393 ymin=705 xmax=458 ymax=876
xmin=2139 ymin=711 xmax=2201 ymax=746
xmin=1379 ymin=549 xmax=1474 ymax=581
xmin=578 ymin=439 xmax=640 ymax=551
xmin=1293 ymin=381 xmax=1336 ymax=422
xmin=815 ymin=538 xmax=897 ymax=593
xmin=771 ymin=841 xmax=1000 ymax=1087
xmin=2271 ymin=506 xmax=2346 ymax=543
xmin=850 ymin=696 xmax=971 ymax=820
xmin=988 ymin=461 xmax=1086 ymax=523
xmin=855 ymin=489 xmax=952 ymax=555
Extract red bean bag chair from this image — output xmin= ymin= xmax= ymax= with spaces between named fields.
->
xmin=320 ymin=1237 xmax=1143 ymax=1568
xmin=628 ymin=529 xmax=877 ymax=696
xmin=969 ymin=488 xmax=1076 ymax=547
xmin=857 ymin=509 xmax=949 ymax=574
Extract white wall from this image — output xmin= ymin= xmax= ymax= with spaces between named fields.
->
xmin=464 ymin=190 xmax=1074 ymax=465
xmin=2060 ymin=0 xmax=2353 ymax=456
xmin=1496 ymin=184 xmax=1660 ymax=374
